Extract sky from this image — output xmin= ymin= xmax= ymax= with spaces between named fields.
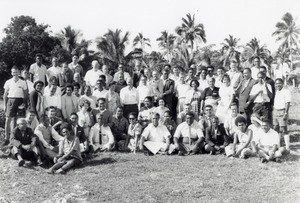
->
xmin=0 ymin=0 xmax=300 ymax=54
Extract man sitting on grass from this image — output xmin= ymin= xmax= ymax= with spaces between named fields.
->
xmin=204 ymin=116 xmax=229 ymax=155
xmin=11 ymin=118 xmax=42 ymax=167
xmin=173 ymin=112 xmax=205 ymax=155
xmin=89 ymin=113 xmax=115 ymax=152
xmin=255 ymin=119 xmax=282 ymax=163
xmin=47 ymin=124 xmax=82 ymax=174
xmin=140 ymin=113 xmax=173 ymax=155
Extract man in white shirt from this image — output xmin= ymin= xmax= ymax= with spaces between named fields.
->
xmin=3 ymin=66 xmax=28 ymax=145
xmin=84 ymin=60 xmax=103 ymax=89
xmin=101 ymin=65 xmax=113 ymax=87
xmin=226 ymin=58 xmax=243 ymax=90
xmin=137 ymin=75 xmax=153 ymax=109
xmin=89 ymin=113 xmax=115 ymax=152
xmin=140 ymin=113 xmax=173 ymax=155
xmin=249 ymin=71 xmax=273 ymax=121
xmin=120 ymin=78 xmax=139 ymax=119
xmin=113 ymin=64 xmax=131 ymax=82
xmin=255 ymin=119 xmax=282 ymax=163
xmin=174 ymin=112 xmax=205 ymax=155
xmin=273 ymin=78 xmax=291 ymax=152
xmin=29 ymin=53 xmax=47 ymax=84
xmin=47 ymin=57 xmax=62 ymax=82
xmin=251 ymin=56 xmax=261 ymax=80
xmin=34 ymin=114 xmax=63 ymax=160
xmin=92 ymin=79 xmax=108 ymax=101
xmin=21 ymin=69 xmax=34 ymax=94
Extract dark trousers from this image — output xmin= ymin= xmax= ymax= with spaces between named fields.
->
xmin=123 ymin=104 xmax=139 ymax=119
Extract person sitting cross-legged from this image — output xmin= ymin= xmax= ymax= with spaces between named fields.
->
xmin=125 ymin=112 xmax=143 ymax=153
xmin=46 ymin=124 xmax=82 ymax=174
xmin=11 ymin=118 xmax=42 ymax=167
xmin=140 ymin=113 xmax=174 ymax=155
xmin=204 ymin=116 xmax=229 ymax=155
xmin=225 ymin=116 xmax=254 ymax=159
xmin=34 ymin=114 xmax=63 ymax=162
xmin=173 ymin=112 xmax=205 ymax=156
xmin=89 ymin=113 xmax=115 ymax=152
xmin=255 ymin=118 xmax=283 ymax=163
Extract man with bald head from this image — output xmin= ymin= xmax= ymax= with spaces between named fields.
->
xmin=11 ymin=118 xmax=41 ymax=166
xmin=84 ymin=60 xmax=103 ymax=89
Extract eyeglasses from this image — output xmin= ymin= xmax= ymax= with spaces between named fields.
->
xmin=129 ymin=118 xmax=135 ymax=120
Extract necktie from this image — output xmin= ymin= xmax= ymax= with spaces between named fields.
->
xmin=99 ymin=125 xmax=102 ymax=145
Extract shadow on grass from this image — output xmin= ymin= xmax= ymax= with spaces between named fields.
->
xmin=81 ymin=157 xmax=117 ymax=167
xmin=285 ymin=154 xmax=300 ymax=162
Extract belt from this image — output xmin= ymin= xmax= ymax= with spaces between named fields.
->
xmin=274 ymin=108 xmax=285 ymax=111
xmin=8 ymin=97 xmax=23 ymax=99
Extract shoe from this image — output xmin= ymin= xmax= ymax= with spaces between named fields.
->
xmin=55 ymin=169 xmax=66 ymax=174
xmin=46 ymin=169 xmax=54 ymax=174
xmin=18 ymin=160 xmax=25 ymax=167
xmin=178 ymin=151 xmax=184 ymax=156
xmin=275 ymin=158 xmax=282 ymax=163
xmin=25 ymin=161 xmax=34 ymax=167
xmin=189 ymin=151 xmax=197 ymax=155
xmin=260 ymin=158 xmax=268 ymax=163
xmin=210 ymin=151 xmax=216 ymax=155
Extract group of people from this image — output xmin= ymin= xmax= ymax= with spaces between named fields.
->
xmin=2 ymin=53 xmax=292 ymax=174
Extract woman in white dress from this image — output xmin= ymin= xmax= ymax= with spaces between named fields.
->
xmin=216 ymin=74 xmax=235 ymax=123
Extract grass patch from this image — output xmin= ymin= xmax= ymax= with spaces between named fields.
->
xmin=0 ymin=152 xmax=300 ymax=202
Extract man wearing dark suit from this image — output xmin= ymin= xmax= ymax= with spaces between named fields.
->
xmin=162 ymin=66 xmax=176 ymax=120
xmin=132 ymin=60 xmax=144 ymax=87
xmin=236 ymin=68 xmax=257 ymax=124
xmin=69 ymin=113 xmax=88 ymax=153
xmin=259 ymin=66 xmax=275 ymax=104
xmin=204 ymin=116 xmax=230 ymax=154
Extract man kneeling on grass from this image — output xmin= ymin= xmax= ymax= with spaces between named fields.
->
xmin=140 ymin=113 xmax=174 ymax=155
xmin=173 ymin=112 xmax=205 ymax=155
xmin=47 ymin=124 xmax=82 ymax=174
xmin=255 ymin=119 xmax=282 ymax=163
xmin=11 ymin=118 xmax=42 ymax=167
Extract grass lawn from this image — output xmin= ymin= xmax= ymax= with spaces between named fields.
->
xmin=0 ymin=152 xmax=300 ymax=203
xmin=0 ymin=86 xmax=300 ymax=202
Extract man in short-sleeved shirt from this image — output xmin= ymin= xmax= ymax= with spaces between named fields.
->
xmin=3 ymin=66 xmax=28 ymax=145
xmin=29 ymin=54 xmax=47 ymax=84
xmin=140 ymin=113 xmax=172 ymax=155
xmin=273 ymin=78 xmax=291 ymax=151
xmin=174 ymin=112 xmax=205 ymax=155
xmin=84 ymin=60 xmax=103 ymax=89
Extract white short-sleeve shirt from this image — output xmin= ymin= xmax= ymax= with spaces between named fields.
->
xmin=142 ymin=123 xmax=170 ymax=142
xmin=4 ymin=78 xmax=27 ymax=98
xmin=29 ymin=63 xmax=47 ymax=84
xmin=174 ymin=121 xmax=204 ymax=139
xmin=257 ymin=128 xmax=280 ymax=147
xmin=84 ymin=69 xmax=103 ymax=87
xmin=249 ymin=83 xmax=272 ymax=103
xmin=274 ymin=88 xmax=291 ymax=110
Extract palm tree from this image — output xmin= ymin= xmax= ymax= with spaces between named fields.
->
xmin=172 ymin=43 xmax=195 ymax=70
xmin=272 ymin=12 xmax=300 ymax=66
xmin=57 ymin=25 xmax=82 ymax=53
xmin=242 ymin=37 xmax=272 ymax=68
xmin=221 ymin=35 xmax=242 ymax=67
xmin=96 ymin=29 xmax=129 ymax=69
xmin=133 ymin=33 xmax=151 ymax=52
xmin=175 ymin=13 xmax=206 ymax=51
xmin=156 ymin=31 xmax=176 ymax=62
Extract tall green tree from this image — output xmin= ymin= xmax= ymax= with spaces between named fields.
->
xmin=133 ymin=33 xmax=151 ymax=52
xmin=272 ymin=12 xmax=300 ymax=66
xmin=220 ymin=35 xmax=242 ymax=67
xmin=156 ymin=31 xmax=176 ymax=62
xmin=0 ymin=15 xmax=60 ymax=70
xmin=96 ymin=29 xmax=129 ymax=69
xmin=175 ymin=13 xmax=206 ymax=51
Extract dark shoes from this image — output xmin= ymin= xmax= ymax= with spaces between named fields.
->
xmin=18 ymin=160 xmax=25 ymax=167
